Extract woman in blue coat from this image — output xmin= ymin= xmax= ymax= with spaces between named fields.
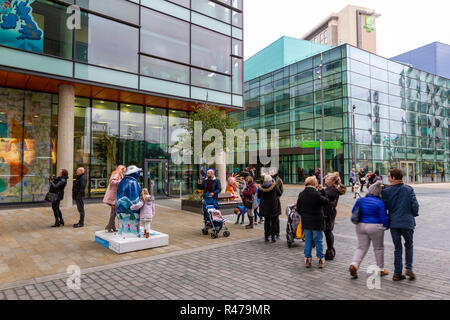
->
xmin=349 ymin=181 xmax=390 ymax=279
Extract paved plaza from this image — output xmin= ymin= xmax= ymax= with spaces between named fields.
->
xmin=0 ymin=184 xmax=449 ymax=300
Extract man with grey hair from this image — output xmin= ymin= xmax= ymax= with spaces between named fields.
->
xmin=73 ymin=167 xmax=87 ymax=228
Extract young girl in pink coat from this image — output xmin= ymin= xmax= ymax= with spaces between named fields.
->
xmin=130 ymin=188 xmax=155 ymax=238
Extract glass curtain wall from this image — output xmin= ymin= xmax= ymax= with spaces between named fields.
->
xmin=238 ymin=46 xmax=346 ymax=183
xmin=345 ymin=45 xmax=449 ymax=184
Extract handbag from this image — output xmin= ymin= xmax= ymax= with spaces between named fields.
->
xmin=45 ymin=191 xmax=59 ymax=203
xmin=351 ymin=202 xmax=361 ymax=224
xmin=243 ymin=196 xmax=253 ymax=209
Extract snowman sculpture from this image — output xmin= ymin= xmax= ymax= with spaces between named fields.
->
xmin=116 ymin=165 xmax=142 ymax=238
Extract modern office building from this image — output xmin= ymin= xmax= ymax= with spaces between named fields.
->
xmin=230 ymin=38 xmax=449 ymax=185
xmin=0 ymin=0 xmax=244 ymax=205
xmin=391 ymin=42 xmax=450 ymax=79
xmin=302 ymin=5 xmax=380 ymax=54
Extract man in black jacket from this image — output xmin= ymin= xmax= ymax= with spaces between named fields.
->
xmin=73 ymin=167 xmax=87 ymax=228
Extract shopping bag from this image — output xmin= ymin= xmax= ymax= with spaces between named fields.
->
xmin=296 ymin=221 xmax=305 ymax=239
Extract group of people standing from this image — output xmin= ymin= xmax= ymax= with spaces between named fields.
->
xmin=350 ymin=168 xmax=383 ymax=197
xmin=48 ymin=167 xmax=87 ymax=228
xmin=296 ymin=172 xmax=346 ymax=268
xmin=47 ymin=164 xmax=133 ymax=233
xmin=349 ymin=168 xmax=419 ymax=281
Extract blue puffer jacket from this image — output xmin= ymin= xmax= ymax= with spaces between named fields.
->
xmin=381 ymin=183 xmax=419 ymax=230
xmin=353 ymin=195 xmax=390 ymax=229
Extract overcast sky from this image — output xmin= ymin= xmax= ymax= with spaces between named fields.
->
xmin=243 ymin=0 xmax=450 ymax=60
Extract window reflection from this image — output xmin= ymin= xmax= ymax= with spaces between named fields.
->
xmin=191 ymin=25 xmax=231 ymax=74
xmin=76 ymin=12 xmax=139 ymax=73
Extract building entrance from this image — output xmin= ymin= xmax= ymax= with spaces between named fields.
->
xmin=400 ymin=161 xmax=416 ymax=184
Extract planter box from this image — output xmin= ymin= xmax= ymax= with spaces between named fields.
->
xmin=181 ymin=199 xmax=243 ymax=216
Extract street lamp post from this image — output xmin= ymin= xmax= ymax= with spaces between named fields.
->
xmin=319 ymin=53 xmax=325 ymax=185
xmin=352 ymin=104 xmax=356 ymax=169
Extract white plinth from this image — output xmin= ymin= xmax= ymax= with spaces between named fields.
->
xmin=95 ymin=230 xmax=169 ymax=254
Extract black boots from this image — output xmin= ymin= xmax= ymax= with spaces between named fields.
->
xmin=245 ymin=216 xmax=254 ymax=229
xmin=325 ymin=248 xmax=336 ymax=261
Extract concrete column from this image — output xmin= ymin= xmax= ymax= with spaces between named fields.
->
xmin=57 ymin=84 xmax=75 ymax=208
xmin=217 ymin=149 xmax=226 ymax=193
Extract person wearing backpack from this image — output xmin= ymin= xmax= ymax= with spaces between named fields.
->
xmin=323 ymin=172 xmax=346 ymax=260
xmin=381 ymin=168 xmax=419 ymax=281
xmin=348 ymin=181 xmax=390 ymax=279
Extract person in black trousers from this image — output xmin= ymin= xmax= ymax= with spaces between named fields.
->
xmin=73 ymin=167 xmax=87 ymax=228
xmin=257 ymin=174 xmax=282 ymax=242
xmin=49 ymin=169 xmax=68 ymax=227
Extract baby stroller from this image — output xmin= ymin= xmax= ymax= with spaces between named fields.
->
xmin=285 ymin=203 xmax=305 ymax=248
xmin=201 ymin=196 xmax=230 ymax=239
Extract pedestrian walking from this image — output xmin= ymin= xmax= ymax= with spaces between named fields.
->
xmin=349 ymin=168 xmax=357 ymax=192
xmin=354 ymin=181 xmax=362 ymax=199
xmin=323 ymin=172 xmax=347 ymax=260
xmin=72 ymin=167 xmax=87 ymax=228
xmin=103 ymin=165 xmax=126 ymax=232
xmin=348 ymin=181 xmax=390 ymax=279
xmin=358 ymin=168 xmax=366 ymax=192
xmin=49 ymin=169 xmax=68 ymax=227
xmin=242 ymin=176 xmax=257 ymax=229
xmin=381 ymin=168 xmax=419 ymax=281
xmin=270 ymin=169 xmax=283 ymax=239
xmin=257 ymin=174 xmax=281 ymax=243
xmin=315 ymin=168 xmax=322 ymax=184
xmin=296 ymin=176 xmax=330 ymax=268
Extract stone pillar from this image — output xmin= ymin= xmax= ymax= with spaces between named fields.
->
xmin=217 ymin=149 xmax=226 ymax=193
xmin=57 ymin=84 xmax=75 ymax=208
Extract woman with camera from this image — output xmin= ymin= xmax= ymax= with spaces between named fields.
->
xmin=48 ymin=169 xmax=69 ymax=227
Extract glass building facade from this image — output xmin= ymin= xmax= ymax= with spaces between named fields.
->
xmin=231 ymin=44 xmax=450 ymax=185
xmin=0 ymin=0 xmax=244 ymax=204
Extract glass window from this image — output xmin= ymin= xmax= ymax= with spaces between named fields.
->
xmin=372 ymin=103 xmax=389 ymax=119
xmin=192 ymin=0 xmax=231 ymax=23
xmin=0 ymin=0 xmax=72 ymax=58
xmin=388 ymin=71 xmax=404 ymax=86
xmin=351 ymin=85 xmax=371 ymax=102
xmin=373 ymin=118 xmax=389 ymax=132
xmin=0 ymin=89 xmax=24 ymax=203
xmin=168 ymin=110 xmax=188 ymax=153
xmin=77 ymin=0 xmax=139 ymax=24
xmin=119 ymin=104 xmax=144 ymax=169
xmin=232 ymin=11 xmax=242 ymax=27
xmin=232 ymin=58 xmax=243 ymax=94
xmin=355 ymin=114 xmax=372 ymax=130
xmin=370 ymin=54 xmax=388 ymax=70
xmin=350 ymin=59 xmax=370 ymax=76
xmin=140 ymin=56 xmax=189 ymax=84
xmin=297 ymin=58 xmax=313 ymax=73
xmin=232 ymin=0 xmax=243 ymax=10
xmin=351 ymin=99 xmax=371 ymax=115
xmin=169 ymin=0 xmax=191 ymax=7
xmin=90 ymin=100 xmax=119 ymax=197
xmin=349 ymin=46 xmax=370 ymax=63
xmin=371 ymin=78 xmax=389 ymax=94
xmin=76 ymin=12 xmax=138 ymax=73
xmin=191 ymin=25 xmax=231 ymax=74
xmin=370 ymin=66 xmax=388 ymax=82
xmin=232 ymin=38 xmax=243 ymax=57
xmin=141 ymin=8 xmax=190 ymax=63
xmin=73 ymin=98 xmax=91 ymax=196
xmin=191 ymin=68 xmax=231 ymax=92
xmin=350 ymin=72 xmax=370 ymax=88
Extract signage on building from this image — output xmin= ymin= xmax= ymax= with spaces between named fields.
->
xmin=363 ymin=16 xmax=375 ymax=33
xmin=0 ymin=0 xmax=43 ymax=53
xmin=300 ymin=141 xmax=342 ymax=149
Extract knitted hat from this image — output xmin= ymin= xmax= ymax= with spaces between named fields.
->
xmin=367 ymin=181 xmax=383 ymax=197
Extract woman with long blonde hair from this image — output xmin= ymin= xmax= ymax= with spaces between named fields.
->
xmin=103 ymin=165 xmax=126 ymax=232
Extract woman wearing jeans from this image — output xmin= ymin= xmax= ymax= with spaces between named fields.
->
xmin=296 ymin=176 xmax=330 ymax=268
xmin=349 ymin=181 xmax=390 ymax=279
